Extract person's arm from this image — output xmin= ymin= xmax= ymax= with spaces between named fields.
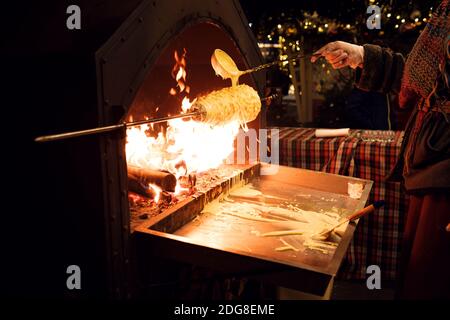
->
xmin=311 ymin=41 xmax=405 ymax=94
xmin=355 ymin=44 xmax=404 ymax=94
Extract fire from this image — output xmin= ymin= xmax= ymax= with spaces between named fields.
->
xmin=181 ymin=96 xmax=193 ymax=113
xmin=148 ymin=183 xmax=162 ymax=203
xmin=126 ymin=49 xmax=241 ymax=197
xmin=125 ymin=115 xmax=239 ymax=177
xmin=170 ymin=48 xmax=190 ymax=95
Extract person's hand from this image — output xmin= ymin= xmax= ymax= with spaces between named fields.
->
xmin=311 ymin=41 xmax=364 ymax=69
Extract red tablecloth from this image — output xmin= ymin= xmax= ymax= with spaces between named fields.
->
xmin=270 ymin=127 xmax=409 ymax=281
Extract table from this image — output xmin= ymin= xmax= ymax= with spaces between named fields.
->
xmin=269 ymin=127 xmax=409 ymax=281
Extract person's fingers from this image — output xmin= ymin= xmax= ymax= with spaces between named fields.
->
xmin=332 ymin=57 xmax=350 ymax=69
xmin=325 ymin=41 xmax=339 ymax=51
xmin=310 ymin=53 xmax=322 ymax=63
xmin=311 ymin=42 xmax=341 ymax=62
xmin=330 ymin=52 xmax=348 ymax=65
xmin=321 ymin=51 xmax=342 ymax=66
xmin=311 ymin=44 xmax=330 ymax=62
xmin=328 ymin=50 xmax=347 ymax=64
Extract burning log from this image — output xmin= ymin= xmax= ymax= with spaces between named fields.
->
xmin=128 ymin=174 xmax=156 ymax=198
xmin=127 ymin=165 xmax=177 ymax=192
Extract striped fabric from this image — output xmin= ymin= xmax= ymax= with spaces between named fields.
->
xmin=270 ymin=127 xmax=408 ymax=280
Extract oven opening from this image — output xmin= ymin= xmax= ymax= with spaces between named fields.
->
xmin=124 ymin=22 xmax=260 ymax=230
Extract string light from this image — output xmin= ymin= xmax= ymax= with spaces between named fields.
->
xmin=253 ymin=3 xmax=434 ymax=120
xmin=255 ymin=4 xmax=435 ymax=117
xmin=258 ymin=2 xmax=431 ymax=60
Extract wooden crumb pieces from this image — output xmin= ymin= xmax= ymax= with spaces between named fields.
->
xmin=275 ymin=246 xmax=292 ymax=252
xmin=275 ymin=238 xmax=300 ymax=251
xmin=221 ymin=211 xmax=281 ymax=222
xmin=261 ymin=230 xmax=303 ymax=237
xmin=303 ymin=239 xmax=338 ymax=254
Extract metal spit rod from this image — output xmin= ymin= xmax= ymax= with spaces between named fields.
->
xmin=34 ymin=94 xmax=278 ymax=143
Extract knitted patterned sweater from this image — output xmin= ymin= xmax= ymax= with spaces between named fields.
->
xmin=354 ymin=0 xmax=450 ymax=192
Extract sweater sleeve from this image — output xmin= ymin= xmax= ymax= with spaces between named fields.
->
xmin=355 ymin=44 xmax=405 ymax=94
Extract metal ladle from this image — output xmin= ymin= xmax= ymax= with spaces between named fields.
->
xmin=211 ymin=49 xmax=321 ymax=86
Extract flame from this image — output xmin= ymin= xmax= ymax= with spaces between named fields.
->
xmin=175 ymin=67 xmax=184 ymax=82
xmin=181 ymin=96 xmax=194 ymax=113
xmin=149 ymin=183 xmax=162 ymax=203
xmin=126 ymin=49 xmax=240 ymax=198
xmin=170 ymin=48 xmax=190 ymax=95
xmin=126 ymin=116 xmax=239 ymax=177
xmin=174 ymin=183 xmax=190 ymax=196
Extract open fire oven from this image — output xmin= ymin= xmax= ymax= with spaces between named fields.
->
xmin=25 ymin=0 xmax=373 ymax=299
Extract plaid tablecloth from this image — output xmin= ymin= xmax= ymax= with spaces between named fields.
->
xmin=270 ymin=127 xmax=409 ymax=281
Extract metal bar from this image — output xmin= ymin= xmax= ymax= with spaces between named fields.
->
xmin=34 ymin=111 xmax=202 ymax=143
xmin=242 ymin=53 xmax=321 ymax=75
xmin=34 ymin=94 xmax=278 ymax=143
xmin=124 ymin=111 xmax=202 ymax=127
xmin=34 ymin=123 xmax=126 ymax=143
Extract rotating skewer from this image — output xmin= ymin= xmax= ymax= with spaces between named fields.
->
xmin=34 ymin=111 xmax=204 ymax=143
xmin=34 ymin=94 xmax=278 ymax=143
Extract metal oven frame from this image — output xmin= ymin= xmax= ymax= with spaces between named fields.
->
xmin=94 ymin=0 xmax=265 ymax=298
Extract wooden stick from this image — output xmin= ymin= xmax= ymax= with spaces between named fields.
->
xmin=261 ymin=230 xmax=304 ymax=237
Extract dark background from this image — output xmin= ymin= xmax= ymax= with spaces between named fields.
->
xmin=0 ymin=0 xmax=439 ymax=298
xmin=1 ymin=0 xmax=143 ymax=298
